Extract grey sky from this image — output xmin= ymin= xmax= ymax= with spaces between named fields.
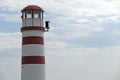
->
xmin=0 ymin=0 xmax=120 ymax=80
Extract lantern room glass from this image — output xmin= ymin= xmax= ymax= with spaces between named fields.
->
xmin=34 ymin=10 xmax=39 ymax=18
xmin=26 ymin=10 xmax=32 ymax=18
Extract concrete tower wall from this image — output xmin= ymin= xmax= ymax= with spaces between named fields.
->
xmin=21 ymin=5 xmax=46 ymax=80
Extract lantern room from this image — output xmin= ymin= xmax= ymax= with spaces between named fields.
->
xmin=21 ymin=5 xmax=44 ymax=27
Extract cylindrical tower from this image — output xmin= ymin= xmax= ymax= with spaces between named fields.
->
xmin=21 ymin=5 xmax=46 ymax=80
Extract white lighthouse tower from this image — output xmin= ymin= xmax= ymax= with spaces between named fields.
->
xmin=21 ymin=5 xmax=49 ymax=80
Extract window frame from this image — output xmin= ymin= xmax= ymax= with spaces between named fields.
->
xmin=26 ymin=10 xmax=32 ymax=18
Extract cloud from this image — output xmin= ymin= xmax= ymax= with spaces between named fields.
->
xmin=0 ymin=57 xmax=21 ymax=80
xmin=46 ymin=46 xmax=120 ymax=80
xmin=1 ymin=32 xmax=120 ymax=80
xmin=0 ymin=13 xmax=20 ymax=22
xmin=0 ymin=32 xmax=20 ymax=80
xmin=0 ymin=0 xmax=120 ymax=23
xmin=44 ymin=18 xmax=120 ymax=48
xmin=0 ymin=32 xmax=21 ymax=51
xmin=1 ymin=0 xmax=120 ymax=80
xmin=0 ymin=33 xmax=21 ymax=80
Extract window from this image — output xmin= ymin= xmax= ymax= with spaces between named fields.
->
xmin=34 ymin=10 xmax=39 ymax=18
xmin=26 ymin=10 xmax=32 ymax=18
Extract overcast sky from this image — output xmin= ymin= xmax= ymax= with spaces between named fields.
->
xmin=1 ymin=0 xmax=120 ymax=80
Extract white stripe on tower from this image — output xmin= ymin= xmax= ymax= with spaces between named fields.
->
xmin=22 ymin=45 xmax=44 ymax=56
xmin=21 ymin=5 xmax=46 ymax=80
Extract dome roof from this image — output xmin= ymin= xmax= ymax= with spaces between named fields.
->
xmin=21 ymin=5 xmax=44 ymax=12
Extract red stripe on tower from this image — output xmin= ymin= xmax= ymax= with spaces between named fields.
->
xmin=22 ymin=36 xmax=44 ymax=45
xmin=21 ymin=26 xmax=45 ymax=32
xmin=22 ymin=56 xmax=45 ymax=64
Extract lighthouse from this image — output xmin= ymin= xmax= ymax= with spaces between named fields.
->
xmin=21 ymin=5 xmax=49 ymax=80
